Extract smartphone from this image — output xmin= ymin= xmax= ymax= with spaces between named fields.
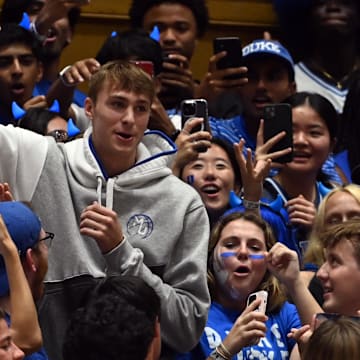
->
xmin=181 ymin=99 xmax=210 ymax=133
xmin=263 ymin=103 xmax=293 ymax=164
xmin=213 ymin=37 xmax=242 ymax=79
xmin=247 ymin=290 xmax=268 ymax=314
xmin=130 ymin=60 xmax=154 ymax=78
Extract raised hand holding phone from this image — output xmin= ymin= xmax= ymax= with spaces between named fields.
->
xmin=181 ymin=99 xmax=210 ymax=133
xmin=213 ymin=37 xmax=243 ymax=80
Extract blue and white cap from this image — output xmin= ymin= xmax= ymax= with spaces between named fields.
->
xmin=242 ymin=39 xmax=295 ymax=78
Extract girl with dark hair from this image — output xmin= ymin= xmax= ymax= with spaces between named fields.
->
xmin=178 ymin=136 xmax=241 ymax=228
xmin=263 ymin=91 xmax=339 ymax=260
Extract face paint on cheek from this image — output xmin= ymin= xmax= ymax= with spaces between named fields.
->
xmin=213 ymin=249 xmax=242 ymax=299
xmin=249 ymin=254 xmax=265 ymax=260
xmin=186 ymin=174 xmax=194 ymax=185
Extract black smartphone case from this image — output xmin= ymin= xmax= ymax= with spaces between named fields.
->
xmin=263 ymin=103 xmax=293 ymax=163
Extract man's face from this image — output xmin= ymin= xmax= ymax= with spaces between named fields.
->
xmin=311 ymin=0 xmax=359 ymax=37
xmin=238 ymin=57 xmax=296 ymax=121
xmin=0 ymin=44 xmax=42 ymax=107
xmin=142 ymin=3 xmax=198 ymax=60
xmin=85 ymin=80 xmax=151 ymax=173
xmin=317 ymin=238 xmax=360 ymax=316
xmin=30 ymin=229 xmax=49 ymax=301
xmin=27 ymin=0 xmax=73 ymax=59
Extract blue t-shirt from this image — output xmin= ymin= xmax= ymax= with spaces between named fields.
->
xmin=178 ymin=301 xmax=300 ymax=360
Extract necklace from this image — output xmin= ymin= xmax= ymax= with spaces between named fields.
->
xmin=308 ymin=61 xmax=359 ymax=90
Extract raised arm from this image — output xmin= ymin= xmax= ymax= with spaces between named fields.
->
xmin=46 ymin=58 xmax=100 ymax=118
xmin=0 ymin=215 xmax=42 ymax=354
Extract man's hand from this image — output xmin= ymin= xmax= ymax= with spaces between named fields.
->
xmin=80 ymin=202 xmax=124 ymax=254
xmin=159 ymin=54 xmax=195 ymax=98
xmin=34 ymin=0 xmax=90 ymax=37
xmin=0 ymin=183 xmax=14 ymax=202
xmin=23 ymin=95 xmax=48 ymax=111
xmin=196 ymin=52 xmax=247 ymax=102
xmin=60 ymin=58 xmax=100 ymax=87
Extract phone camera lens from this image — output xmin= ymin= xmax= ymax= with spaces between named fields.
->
xmin=249 ymin=294 xmax=256 ymax=304
xmin=183 ymin=102 xmax=196 ymax=116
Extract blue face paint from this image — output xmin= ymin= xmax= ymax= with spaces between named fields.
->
xmin=249 ymin=254 xmax=265 ymax=260
xmin=186 ymin=175 xmax=194 ymax=185
xmin=220 ymin=251 xmax=237 ymax=258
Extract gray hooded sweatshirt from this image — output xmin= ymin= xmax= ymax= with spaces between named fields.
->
xmin=0 ymin=125 xmax=210 ymax=359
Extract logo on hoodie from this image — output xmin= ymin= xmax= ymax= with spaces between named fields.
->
xmin=127 ymin=214 xmax=153 ymax=239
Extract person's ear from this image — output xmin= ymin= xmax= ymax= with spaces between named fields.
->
xmin=290 ymin=80 xmax=297 ymax=95
xmin=154 ymin=77 xmax=162 ymax=95
xmin=25 ymin=248 xmax=37 ymax=273
xmin=330 ymin=137 xmax=337 ymax=154
xmin=84 ymin=97 xmax=94 ymax=122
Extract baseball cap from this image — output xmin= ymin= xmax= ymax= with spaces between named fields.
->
xmin=242 ymin=39 xmax=295 ymax=79
xmin=0 ymin=201 xmax=41 ymax=297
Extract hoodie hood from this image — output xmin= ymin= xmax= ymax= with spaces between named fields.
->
xmin=64 ymin=128 xmax=177 ymax=208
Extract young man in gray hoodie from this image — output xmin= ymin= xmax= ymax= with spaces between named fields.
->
xmin=0 ymin=61 xmax=210 ymax=360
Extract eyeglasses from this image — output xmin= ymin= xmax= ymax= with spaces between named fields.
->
xmin=39 ymin=231 xmax=55 ymax=248
xmin=47 ymin=129 xmax=68 ymax=142
xmin=18 ymin=231 xmax=54 ymax=256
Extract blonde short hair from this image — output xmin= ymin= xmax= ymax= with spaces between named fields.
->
xmin=88 ymin=60 xmax=155 ymax=104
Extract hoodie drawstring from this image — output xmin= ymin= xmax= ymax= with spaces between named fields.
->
xmin=96 ymin=176 xmax=115 ymax=209
xmin=106 ymin=178 xmax=115 ymax=209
